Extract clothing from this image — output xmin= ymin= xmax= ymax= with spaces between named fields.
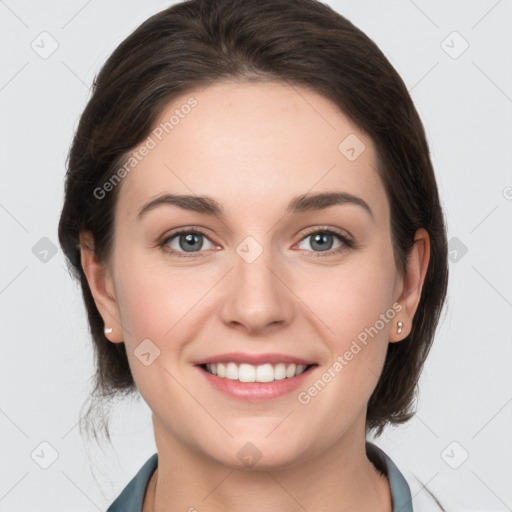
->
xmin=106 ymin=441 xmax=413 ymax=512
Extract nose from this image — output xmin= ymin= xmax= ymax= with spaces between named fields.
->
xmin=218 ymin=242 xmax=295 ymax=335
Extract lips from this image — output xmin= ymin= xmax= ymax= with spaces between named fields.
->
xmin=195 ymin=360 xmax=318 ymax=401
xmin=194 ymin=352 xmax=316 ymax=366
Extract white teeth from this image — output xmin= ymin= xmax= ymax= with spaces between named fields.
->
xmin=274 ymin=363 xmax=287 ymax=380
xmin=239 ymin=363 xmax=256 ymax=382
xmin=204 ymin=362 xmax=310 ymax=382
xmin=286 ymin=363 xmax=296 ymax=378
xmin=217 ymin=362 xmax=226 ymax=377
xmin=225 ymin=362 xmax=238 ymax=380
xmin=256 ymin=363 xmax=274 ymax=383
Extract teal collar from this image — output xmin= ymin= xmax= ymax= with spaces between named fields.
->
xmin=107 ymin=442 xmax=412 ymax=511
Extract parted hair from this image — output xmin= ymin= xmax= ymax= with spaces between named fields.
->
xmin=58 ymin=0 xmax=448 ymax=440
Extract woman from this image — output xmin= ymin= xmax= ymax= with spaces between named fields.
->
xmin=58 ymin=0 xmax=448 ymax=510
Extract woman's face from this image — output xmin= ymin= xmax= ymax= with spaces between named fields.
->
xmin=92 ymin=80 xmax=419 ymax=469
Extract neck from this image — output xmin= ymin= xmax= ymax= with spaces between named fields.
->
xmin=143 ymin=416 xmax=392 ymax=512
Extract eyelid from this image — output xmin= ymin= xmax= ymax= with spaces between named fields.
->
xmin=298 ymin=225 xmax=352 ymax=242
xmin=294 ymin=225 xmax=354 ymax=256
xmin=159 ymin=226 xmax=219 ymax=258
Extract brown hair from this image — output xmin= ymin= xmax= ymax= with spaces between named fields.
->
xmin=58 ymin=0 xmax=448 ymax=440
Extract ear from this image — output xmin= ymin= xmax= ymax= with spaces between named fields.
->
xmin=79 ymin=231 xmax=123 ymax=343
xmin=389 ymin=228 xmax=430 ymax=343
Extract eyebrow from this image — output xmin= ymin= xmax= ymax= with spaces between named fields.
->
xmin=136 ymin=191 xmax=374 ymax=221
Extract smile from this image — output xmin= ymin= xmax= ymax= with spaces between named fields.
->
xmin=202 ymin=362 xmax=314 ymax=382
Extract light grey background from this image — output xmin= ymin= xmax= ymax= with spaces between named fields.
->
xmin=1 ymin=0 xmax=511 ymax=510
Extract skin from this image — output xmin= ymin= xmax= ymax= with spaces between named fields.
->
xmin=80 ymin=80 xmax=430 ymax=512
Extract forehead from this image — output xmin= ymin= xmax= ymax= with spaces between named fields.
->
xmin=116 ymin=80 xmax=388 ymax=224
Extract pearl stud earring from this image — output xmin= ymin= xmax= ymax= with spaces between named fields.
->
xmin=397 ymin=321 xmax=403 ymax=334
xmin=104 ymin=327 xmax=113 ymax=334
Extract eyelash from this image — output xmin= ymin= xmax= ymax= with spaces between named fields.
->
xmin=159 ymin=226 xmax=354 ymax=259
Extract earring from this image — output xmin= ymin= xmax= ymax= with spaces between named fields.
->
xmin=397 ymin=321 xmax=403 ymax=334
xmin=104 ymin=327 xmax=113 ymax=334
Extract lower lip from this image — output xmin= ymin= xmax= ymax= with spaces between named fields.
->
xmin=195 ymin=365 xmax=317 ymax=402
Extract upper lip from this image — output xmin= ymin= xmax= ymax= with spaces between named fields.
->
xmin=194 ymin=352 xmax=316 ymax=366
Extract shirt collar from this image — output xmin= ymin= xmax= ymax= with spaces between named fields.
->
xmin=107 ymin=442 xmax=412 ymax=512
xmin=366 ymin=441 xmax=413 ymax=511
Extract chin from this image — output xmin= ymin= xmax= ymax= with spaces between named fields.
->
xmin=204 ymin=437 xmax=313 ymax=472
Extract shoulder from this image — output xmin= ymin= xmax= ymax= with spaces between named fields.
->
xmin=400 ymin=466 xmax=478 ymax=512
xmin=367 ymin=441 xmax=415 ymax=512
xmin=106 ymin=453 xmax=158 ymax=512
xmin=367 ymin=442 xmax=472 ymax=512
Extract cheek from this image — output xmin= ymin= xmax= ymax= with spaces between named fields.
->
xmin=115 ymin=275 xmax=163 ymax=343
xmin=113 ymin=249 xmax=218 ymax=346
xmin=112 ymin=259 xmax=198 ymax=401
xmin=300 ymin=251 xmax=396 ymax=348
xmin=296 ymin=258 xmax=396 ymax=429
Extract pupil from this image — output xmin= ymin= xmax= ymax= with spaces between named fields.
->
xmin=180 ymin=233 xmax=202 ymax=252
xmin=312 ymin=233 xmax=333 ymax=251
